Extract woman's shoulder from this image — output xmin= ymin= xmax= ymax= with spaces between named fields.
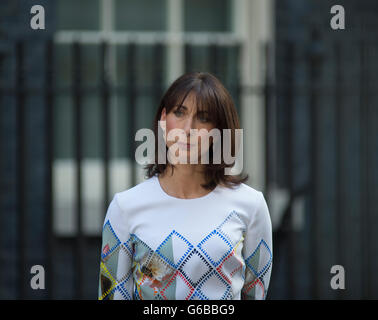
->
xmin=219 ymin=182 xmax=267 ymax=217
xmin=114 ymin=176 xmax=158 ymax=206
xmin=238 ymin=183 xmax=270 ymax=221
xmin=221 ymin=181 xmax=263 ymax=202
xmin=238 ymin=182 xmax=263 ymax=196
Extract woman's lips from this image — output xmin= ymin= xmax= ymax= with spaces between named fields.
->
xmin=177 ymin=142 xmax=194 ymax=149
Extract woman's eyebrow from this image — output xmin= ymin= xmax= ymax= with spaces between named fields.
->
xmin=175 ymin=105 xmax=209 ymax=114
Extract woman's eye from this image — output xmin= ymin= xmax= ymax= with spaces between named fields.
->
xmin=198 ymin=114 xmax=210 ymax=123
xmin=173 ymin=109 xmax=184 ymax=117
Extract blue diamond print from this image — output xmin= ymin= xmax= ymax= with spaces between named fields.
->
xmin=197 ymin=230 xmax=233 ymax=267
xmin=117 ymin=271 xmax=133 ymax=300
xmin=195 ymin=270 xmax=231 ymax=300
xmin=179 ymin=249 xmax=213 ymax=287
xmin=245 ymin=239 xmax=272 ymax=277
xmin=156 ymin=230 xmax=193 ymax=268
xmin=101 ymin=220 xmax=121 ymax=259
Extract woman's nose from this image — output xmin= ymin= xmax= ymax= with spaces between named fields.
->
xmin=182 ymin=117 xmax=195 ymax=135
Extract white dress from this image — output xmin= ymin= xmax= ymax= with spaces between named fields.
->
xmin=98 ymin=175 xmax=273 ymax=300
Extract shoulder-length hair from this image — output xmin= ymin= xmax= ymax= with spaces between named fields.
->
xmin=145 ymin=72 xmax=248 ymax=190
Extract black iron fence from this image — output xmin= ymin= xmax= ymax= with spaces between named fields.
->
xmin=268 ymin=34 xmax=378 ymax=299
xmin=0 ymin=34 xmax=377 ymax=299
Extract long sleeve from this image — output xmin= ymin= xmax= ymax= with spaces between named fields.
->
xmin=241 ymin=191 xmax=273 ymax=300
xmin=98 ymin=194 xmax=134 ymax=300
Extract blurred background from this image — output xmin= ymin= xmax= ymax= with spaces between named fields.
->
xmin=0 ymin=0 xmax=377 ymax=299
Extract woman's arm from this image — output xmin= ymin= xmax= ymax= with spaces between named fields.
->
xmin=98 ymin=194 xmax=134 ymax=300
xmin=241 ymin=191 xmax=273 ymax=300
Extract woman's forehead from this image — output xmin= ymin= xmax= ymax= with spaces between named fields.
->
xmin=175 ymin=91 xmax=210 ymax=113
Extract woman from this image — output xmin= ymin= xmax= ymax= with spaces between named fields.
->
xmin=98 ymin=72 xmax=273 ymax=300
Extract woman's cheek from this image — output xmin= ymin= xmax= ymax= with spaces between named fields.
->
xmin=164 ymin=118 xmax=177 ymax=146
xmin=198 ymin=133 xmax=211 ymax=153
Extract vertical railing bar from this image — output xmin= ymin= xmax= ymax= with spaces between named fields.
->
xmin=309 ymin=55 xmax=317 ymax=300
xmin=150 ymin=43 xmax=164 ymax=179
xmin=285 ymin=40 xmax=295 ymax=299
xmin=73 ymin=41 xmax=84 ymax=299
xmin=264 ymin=41 xmax=270 ymax=192
xmin=334 ymin=41 xmax=343 ymax=300
xmin=359 ymin=39 xmax=369 ymax=299
xmin=367 ymin=41 xmax=374 ymax=300
xmin=16 ymin=40 xmax=26 ymax=299
xmin=45 ymin=37 xmax=54 ymax=299
xmin=269 ymin=41 xmax=278 ymax=187
xmin=101 ymin=41 xmax=110 ymax=219
xmin=209 ymin=43 xmax=218 ymax=77
xmin=365 ymin=41 xmax=373 ymax=300
xmin=184 ymin=43 xmax=192 ymax=73
xmin=264 ymin=41 xmax=273 ymax=193
xmin=235 ymin=44 xmax=242 ymax=119
xmin=154 ymin=43 xmax=164 ymax=120
xmin=309 ymin=30 xmax=323 ymax=299
xmin=126 ymin=43 xmax=136 ymax=187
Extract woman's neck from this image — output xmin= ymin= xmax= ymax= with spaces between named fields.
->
xmin=158 ymin=164 xmax=212 ymax=199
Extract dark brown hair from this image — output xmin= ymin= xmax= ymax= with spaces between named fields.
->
xmin=145 ymin=72 xmax=248 ymax=190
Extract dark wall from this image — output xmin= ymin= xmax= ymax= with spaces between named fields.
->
xmin=271 ymin=0 xmax=378 ymax=299
xmin=0 ymin=0 xmax=55 ymax=299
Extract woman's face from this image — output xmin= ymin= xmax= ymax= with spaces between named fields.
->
xmin=160 ymin=92 xmax=217 ymax=164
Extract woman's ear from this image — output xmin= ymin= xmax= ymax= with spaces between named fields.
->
xmin=160 ymin=107 xmax=166 ymax=122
